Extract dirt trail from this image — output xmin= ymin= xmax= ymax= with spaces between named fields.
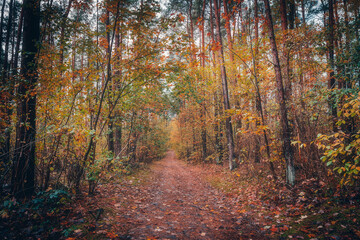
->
xmin=85 ymin=151 xmax=264 ymax=239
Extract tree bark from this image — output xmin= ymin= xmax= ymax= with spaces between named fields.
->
xmin=106 ymin=7 xmax=114 ymax=155
xmin=200 ymin=0 xmax=207 ymax=161
xmin=1 ymin=0 xmax=14 ymax=83
xmin=210 ymin=0 xmax=223 ymax=164
xmin=213 ymin=0 xmax=236 ymax=170
xmin=59 ymin=0 xmax=73 ymax=66
xmin=187 ymin=0 xmax=195 ymax=63
xmin=254 ymin=0 xmax=261 ymax=164
xmin=11 ymin=0 xmax=40 ymax=198
xmin=263 ymin=0 xmax=295 ymax=185
xmin=328 ymin=0 xmax=337 ymax=131
xmin=0 ymin=0 xmax=6 ymax=69
xmin=114 ymin=23 xmax=123 ymax=159
xmin=223 ymin=0 xmax=233 ymax=62
xmin=301 ymin=0 xmax=306 ymax=24
xmin=279 ymin=0 xmax=292 ymax=101
xmin=12 ymin=7 xmax=23 ymax=71
xmin=288 ymin=0 xmax=296 ymax=29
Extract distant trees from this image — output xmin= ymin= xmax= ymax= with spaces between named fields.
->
xmin=0 ymin=0 xmax=359 ymax=199
xmin=168 ymin=0 xmax=360 ymax=187
xmin=0 ymin=0 xmax=179 ymax=198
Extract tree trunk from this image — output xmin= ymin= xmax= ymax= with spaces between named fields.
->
xmin=288 ymin=0 xmax=296 ymax=29
xmin=12 ymin=7 xmax=23 ymax=71
xmin=328 ymin=0 xmax=337 ymax=131
xmin=11 ymin=0 xmax=40 ymax=198
xmin=263 ymin=0 xmax=295 ymax=185
xmin=105 ymin=7 xmax=115 ymax=156
xmin=343 ymin=0 xmax=349 ymax=52
xmin=223 ymin=0 xmax=233 ymax=62
xmin=301 ymin=0 xmax=306 ymax=24
xmin=213 ymin=0 xmax=236 ymax=170
xmin=59 ymin=0 xmax=73 ymax=66
xmin=0 ymin=0 xmax=15 ymax=179
xmin=114 ymin=119 xmax=122 ymax=158
xmin=114 ymin=13 xmax=123 ymax=159
xmin=0 ymin=0 xmax=6 ymax=69
xmin=200 ymin=0 xmax=207 ymax=161
xmin=279 ymin=0 xmax=292 ymax=101
xmin=210 ymin=0 xmax=223 ymax=164
xmin=253 ymin=0 xmax=261 ymax=164
xmin=187 ymin=0 xmax=195 ymax=63
xmin=2 ymin=0 xmax=14 ymax=83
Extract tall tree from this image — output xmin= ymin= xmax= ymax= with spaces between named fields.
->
xmin=213 ymin=0 xmax=236 ymax=170
xmin=0 ymin=0 xmax=6 ymax=67
xmin=106 ymin=4 xmax=115 ymax=155
xmin=263 ymin=0 xmax=295 ymax=185
xmin=209 ymin=0 xmax=223 ymax=164
xmin=328 ymin=0 xmax=337 ymax=131
xmin=279 ymin=0 xmax=292 ymax=100
xmin=11 ymin=0 xmax=40 ymax=198
xmin=114 ymin=14 xmax=123 ymax=159
xmin=200 ymin=0 xmax=207 ymax=161
xmin=222 ymin=0 xmax=233 ymax=62
xmin=59 ymin=0 xmax=73 ymax=66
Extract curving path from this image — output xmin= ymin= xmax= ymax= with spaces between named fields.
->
xmin=86 ymin=151 xmax=264 ymax=239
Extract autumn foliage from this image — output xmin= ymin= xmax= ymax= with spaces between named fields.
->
xmin=0 ymin=0 xmax=360 ymax=238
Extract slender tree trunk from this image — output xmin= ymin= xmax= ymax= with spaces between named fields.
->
xmin=223 ymin=0 xmax=233 ymax=62
xmin=263 ymin=0 xmax=295 ymax=185
xmin=200 ymin=0 xmax=207 ymax=161
xmin=0 ymin=0 xmax=6 ymax=69
xmin=250 ymin=28 xmax=277 ymax=178
xmin=301 ymin=0 xmax=306 ymax=24
xmin=59 ymin=0 xmax=73 ymax=66
xmin=82 ymin=1 xmax=121 ymax=181
xmin=114 ymin=24 xmax=123 ymax=159
xmin=279 ymin=0 xmax=292 ymax=101
xmin=2 ymin=0 xmax=14 ymax=83
xmin=343 ymin=0 xmax=350 ymax=88
xmin=114 ymin=119 xmax=122 ymax=157
xmin=328 ymin=0 xmax=337 ymax=131
xmin=223 ymin=0 xmax=241 ymax=158
xmin=238 ymin=2 xmax=245 ymax=38
xmin=214 ymin=91 xmax=223 ymax=164
xmin=253 ymin=0 xmax=261 ymax=164
xmin=187 ymin=0 xmax=195 ymax=63
xmin=210 ymin=0 xmax=223 ymax=164
xmin=343 ymin=0 xmax=349 ymax=52
xmin=0 ymin=0 xmax=15 ymax=177
xmin=11 ymin=0 xmax=40 ymax=198
xmin=213 ymin=0 xmax=236 ymax=170
xmin=0 ymin=0 xmax=8 ymax=190
xmin=254 ymin=0 xmax=259 ymax=40
xmin=106 ymin=8 xmax=114 ymax=155
xmin=12 ymin=7 xmax=23 ymax=71
xmin=288 ymin=0 xmax=296 ymax=29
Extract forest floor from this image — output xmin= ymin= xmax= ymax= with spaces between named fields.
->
xmin=71 ymin=150 xmax=264 ymax=239
xmin=2 ymin=150 xmax=360 ymax=239
xmin=65 ymin=150 xmax=360 ymax=240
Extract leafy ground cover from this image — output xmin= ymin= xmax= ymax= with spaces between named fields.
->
xmin=199 ymin=163 xmax=360 ymax=239
xmin=1 ymin=151 xmax=359 ymax=239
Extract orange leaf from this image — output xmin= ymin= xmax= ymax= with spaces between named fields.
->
xmin=270 ymin=225 xmax=278 ymax=232
xmin=106 ymin=232 xmax=118 ymax=238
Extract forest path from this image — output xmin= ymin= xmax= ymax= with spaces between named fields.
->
xmin=83 ymin=150 xmax=265 ymax=239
